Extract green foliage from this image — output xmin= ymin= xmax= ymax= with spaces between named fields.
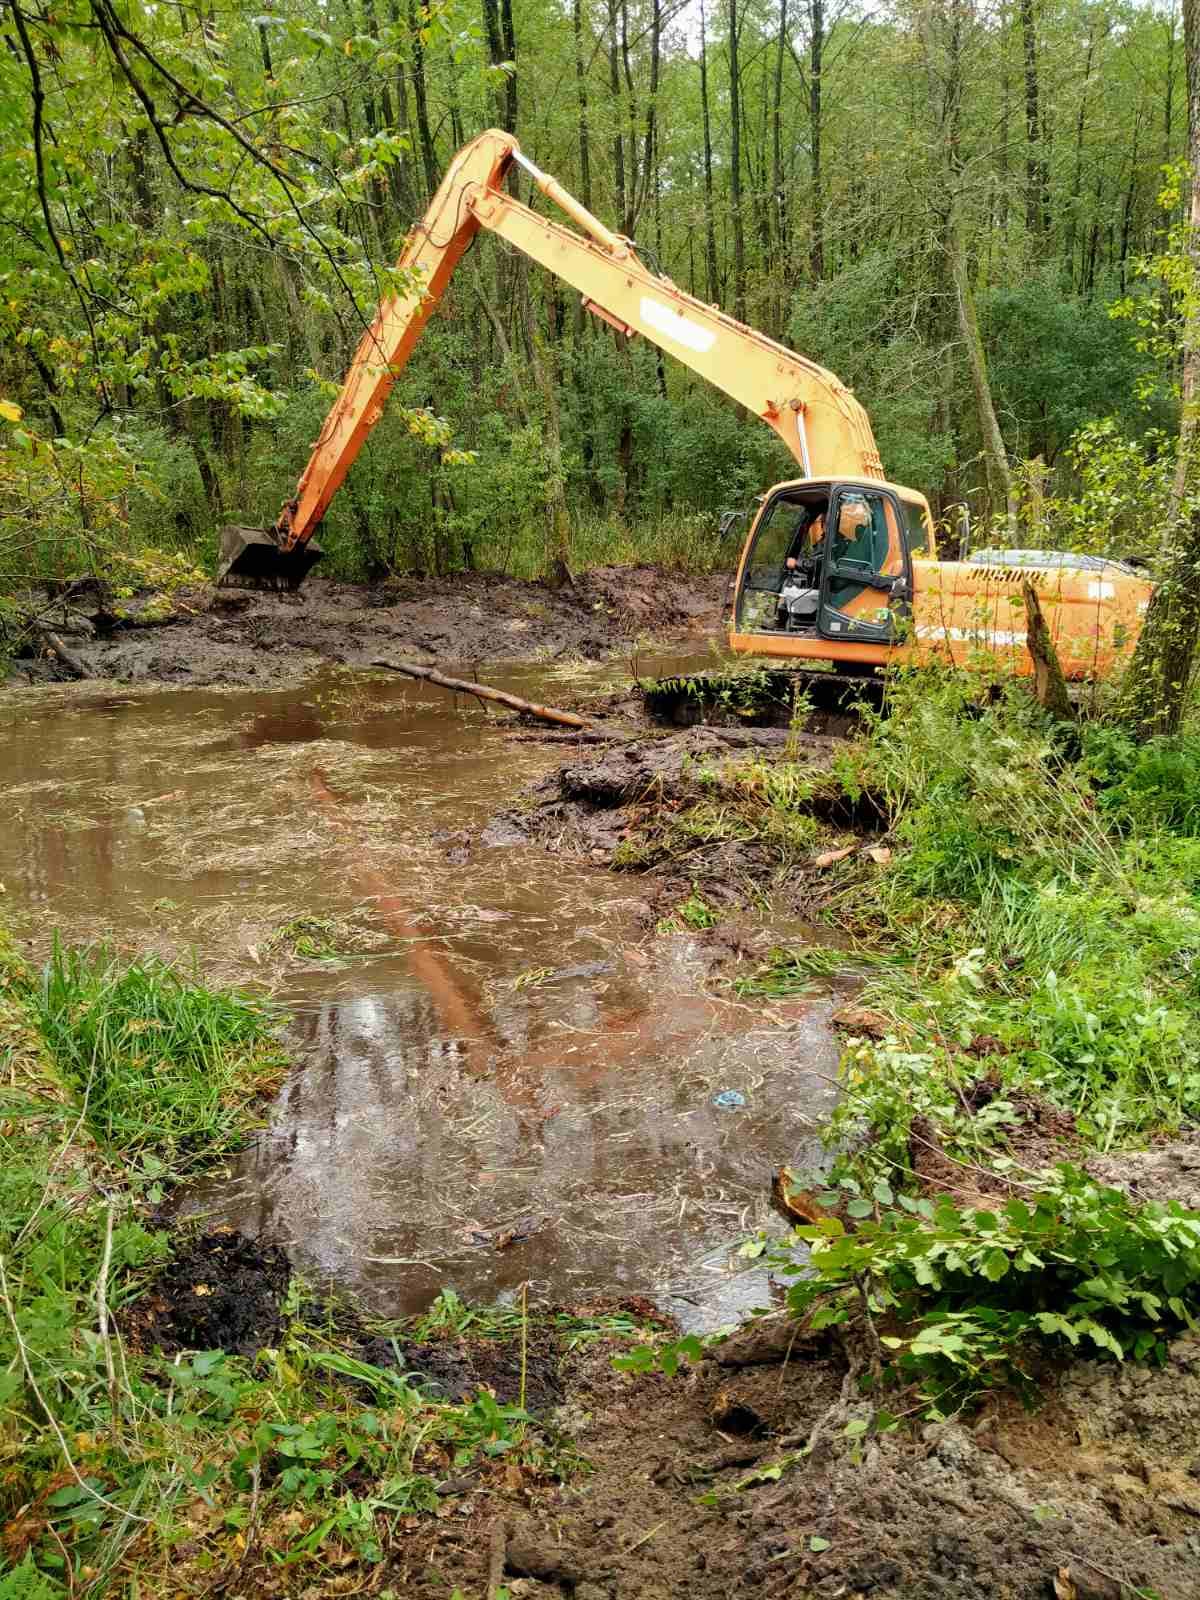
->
xmin=788 ymin=249 xmax=956 ymax=495
xmin=1012 ymin=418 xmax=1174 ymax=565
xmin=1079 ymin=723 xmax=1200 ymax=836
xmin=778 ymin=1167 xmax=1200 ymax=1413
xmin=0 ymin=0 xmax=1186 ymax=588
xmin=0 ymin=1558 xmax=65 ymax=1600
xmin=28 ymin=940 xmax=284 ymax=1162
xmin=982 ymin=277 xmax=1162 ymax=467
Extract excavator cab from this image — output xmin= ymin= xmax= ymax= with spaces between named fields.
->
xmin=733 ymin=479 xmax=923 ymax=659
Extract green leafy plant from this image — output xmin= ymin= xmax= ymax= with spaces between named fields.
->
xmin=777 ymin=1166 xmax=1200 ymax=1416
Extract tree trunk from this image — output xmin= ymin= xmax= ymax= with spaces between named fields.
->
xmin=947 ymin=204 xmax=1014 ymax=530
xmin=606 ymin=0 xmax=626 ymax=228
xmin=573 ymin=0 xmax=592 ymax=208
xmin=808 ymin=0 xmax=824 ymax=281
xmin=728 ymin=0 xmax=746 ymax=319
xmin=520 ymin=267 xmax=572 ymax=584
xmin=1022 ymin=582 xmax=1073 ymax=718
xmin=619 ymin=0 xmax=641 ymax=234
xmin=482 ymin=0 xmax=509 ymax=131
xmin=407 ymin=0 xmax=438 ymax=197
xmin=1118 ymin=108 xmax=1143 ymax=294
xmin=1019 ymin=0 xmax=1048 ymax=237
xmin=1065 ymin=20 xmax=1096 ymax=288
xmin=699 ymin=0 xmax=720 ymax=302
xmin=500 ymin=0 xmax=518 ymax=132
xmin=638 ymin=0 xmax=662 ymax=228
xmin=771 ymin=0 xmax=790 ymax=324
xmin=1121 ymin=0 xmax=1200 ymax=738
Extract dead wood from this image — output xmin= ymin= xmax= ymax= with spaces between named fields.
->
xmin=371 ymin=658 xmax=591 ymax=728
xmin=34 ymin=624 xmax=89 ymax=679
xmin=1021 ymin=581 xmax=1073 ymax=719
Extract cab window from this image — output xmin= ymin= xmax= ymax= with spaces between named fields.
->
xmin=901 ymin=498 xmax=932 ymax=559
xmin=737 ymin=494 xmax=825 ymax=632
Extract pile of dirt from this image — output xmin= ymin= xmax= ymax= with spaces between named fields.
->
xmin=8 ymin=566 xmax=726 ymax=688
xmin=483 ymin=723 xmax=858 ymax=926
xmin=123 ymin=1229 xmax=290 ymax=1356
xmin=485 ymin=726 xmax=831 ymax=849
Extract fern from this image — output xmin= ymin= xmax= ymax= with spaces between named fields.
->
xmin=0 ymin=1557 xmax=65 ymax=1600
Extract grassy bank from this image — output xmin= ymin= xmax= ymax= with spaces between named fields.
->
xmin=0 ymin=935 xmax=633 ymax=1597
xmin=641 ymin=669 xmax=1200 ymax=1416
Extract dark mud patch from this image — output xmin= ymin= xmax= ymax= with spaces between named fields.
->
xmin=7 ymin=566 xmax=726 ymax=688
xmin=356 ymin=1328 xmax=565 ymax=1413
xmin=643 ymin=662 xmax=881 ymax=736
xmin=124 ymin=1228 xmax=290 ymax=1356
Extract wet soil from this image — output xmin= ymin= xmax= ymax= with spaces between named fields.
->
xmin=124 ymin=1229 xmax=290 ymax=1357
xmin=8 ymin=566 xmax=727 ymax=688
xmin=485 ymin=722 xmax=878 ymax=926
xmin=207 ymin=1316 xmax=1200 ymax=1600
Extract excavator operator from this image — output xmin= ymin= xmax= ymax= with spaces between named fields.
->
xmin=775 ymin=506 xmax=827 ymax=630
xmin=832 ymin=496 xmax=873 ymax=565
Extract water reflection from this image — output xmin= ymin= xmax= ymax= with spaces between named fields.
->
xmin=186 ymin=964 xmax=840 ymax=1329
xmin=1 ymin=662 xmax=841 ymax=1328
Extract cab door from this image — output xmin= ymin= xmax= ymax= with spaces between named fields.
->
xmin=819 ymin=485 xmax=911 ymax=644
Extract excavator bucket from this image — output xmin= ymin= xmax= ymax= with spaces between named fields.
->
xmin=216 ymin=526 xmax=324 ymax=591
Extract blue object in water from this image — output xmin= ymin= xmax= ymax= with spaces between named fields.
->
xmin=712 ymin=1089 xmax=747 ymax=1109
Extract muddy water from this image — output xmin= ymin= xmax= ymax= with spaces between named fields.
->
xmin=1 ymin=659 xmax=838 ymax=1329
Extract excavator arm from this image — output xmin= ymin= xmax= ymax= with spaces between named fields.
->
xmin=219 ymin=129 xmax=883 ymax=586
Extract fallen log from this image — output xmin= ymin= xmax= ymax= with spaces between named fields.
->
xmin=370 ymin=658 xmax=591 ymax=729
xmin=34 ymin=624 xmax=90 ymax=680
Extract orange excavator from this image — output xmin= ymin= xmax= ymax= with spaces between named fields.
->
xmin=219 ymin=128 xmax=1150 ymax=681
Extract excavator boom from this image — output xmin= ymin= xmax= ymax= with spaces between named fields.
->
xmin=219 ymin=129 xmax=883 ymax=587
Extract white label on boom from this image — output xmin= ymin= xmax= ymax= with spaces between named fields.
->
xmin=639 ymin=297 xmax=716 ymax=353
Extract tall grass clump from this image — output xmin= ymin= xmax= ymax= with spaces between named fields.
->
xmin=28 ymin=941 xmax=284 ymax=1163
xmin=809 ymin=669 xmax=1200 ymax=1144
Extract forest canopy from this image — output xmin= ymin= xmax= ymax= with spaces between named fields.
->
xmin=0 ymin=0 xmax=1189 ymax=587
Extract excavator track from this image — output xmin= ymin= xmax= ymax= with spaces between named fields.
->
xmin=641 ymin=664 xmax=883 ymax=737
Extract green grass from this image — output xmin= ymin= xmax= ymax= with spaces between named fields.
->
xmin=28 ymin=940 xmax=285 ymax=1163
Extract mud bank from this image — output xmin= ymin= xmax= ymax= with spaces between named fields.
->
xmin=485 ymin=720 xmax=872 ymax=925
xmin=148 ymin=1226 xmax=1200 ymax=1600
xmin=7 ymin=566 xmax=728 ymax=687
xmin=413 ymin=1333 xmax=1200 ymax=1600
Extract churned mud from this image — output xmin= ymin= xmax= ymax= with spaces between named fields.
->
xmin=123 ymin=1229 xmax=291 ymax=1358
xmin=144 ymin=1248 xmax=1200 ymax=1600
xmin=8 ymin=566 xmax=728 ymax=687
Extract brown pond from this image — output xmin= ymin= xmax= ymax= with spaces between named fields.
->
xmin=0 ymin=657 xmax=839 ymax=1329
